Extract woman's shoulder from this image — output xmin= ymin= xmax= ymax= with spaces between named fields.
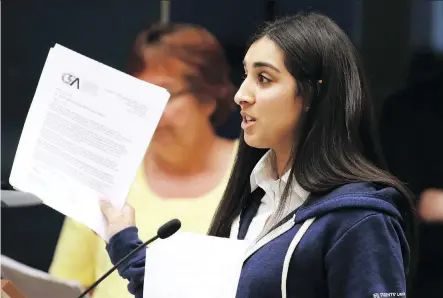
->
xmin=299 ymin=182 xmax=405 ymax=220
xmin=296 ymin=182 xmax=409 ymax=245
xmin=319 ymin=208 xmax=403 ymax=237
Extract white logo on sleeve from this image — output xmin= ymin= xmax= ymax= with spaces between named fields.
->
xmin=373 ymin=293 xmax=406 ymax=297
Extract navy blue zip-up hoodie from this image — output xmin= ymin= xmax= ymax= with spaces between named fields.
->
xmin=106 ymin=182 xmax=410 ymax=298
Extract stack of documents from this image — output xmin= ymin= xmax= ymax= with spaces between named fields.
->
xmin=9 ymin=44 xmax=170 ymax=240
xmin=1 ymin=255 xmax=90 ymax=298
xmin=144 ymin=232 xmax=249 ymax=298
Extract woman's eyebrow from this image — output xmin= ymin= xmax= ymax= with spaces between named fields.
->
xmin=243 ymin=60 xmax=281 ymax=73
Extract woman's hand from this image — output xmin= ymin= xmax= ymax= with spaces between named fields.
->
xmin=100 ymin=200 xmax=136 ymax=239
xmin=419 ymin=188 xmax=443 ymax=222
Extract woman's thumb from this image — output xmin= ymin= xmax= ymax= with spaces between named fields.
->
xmin=100 ymin=200 xmax=117 ymax=220
xmin=122 ymin=203 xmax=135 ymax=218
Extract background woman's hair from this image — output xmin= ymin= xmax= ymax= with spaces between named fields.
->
xmin=126 ymin=23 xmax=236 ymax=127
xmin=208 ymin=11 xmax=417 ymax=291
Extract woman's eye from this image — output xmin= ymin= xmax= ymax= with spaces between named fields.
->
xmin=242 ymin=72 xmax=271 ymax=85
xmin=258 ymin=74 xmax=271 ymax=84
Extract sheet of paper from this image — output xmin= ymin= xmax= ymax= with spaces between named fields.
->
xmin=143 ymin=232 xmax=249 ymax=298
xmin=9 ymin=44 xmax=170 ymax=240
xmin=1 ymin=255 xmax=90 ymax=298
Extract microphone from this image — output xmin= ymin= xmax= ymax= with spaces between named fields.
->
xmin=157 ymin=218 xmax=181 ymax=238
xmin=77 ymin=219 xmax=181 ymax=298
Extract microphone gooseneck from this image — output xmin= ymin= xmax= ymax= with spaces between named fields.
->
xmin=77 ymin=219 xmax=181 ymax=298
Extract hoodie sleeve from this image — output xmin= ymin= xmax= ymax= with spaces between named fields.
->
xmin=325 ymin=213 xmax=410 ymax=298
xmin=106 ymin=226 xmax=145 ymax=298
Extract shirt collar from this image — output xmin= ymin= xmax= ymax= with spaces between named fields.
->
xmin=250 ymin=150 xmax=273 ymax=191
xmin=250 ymin=150 xmax=310 ymax=201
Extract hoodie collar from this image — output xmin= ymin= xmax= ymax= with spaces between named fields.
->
xmin=294 ymin=182 xmax=405 ymax=224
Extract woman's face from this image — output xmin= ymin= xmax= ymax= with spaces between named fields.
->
xmin=235 ymin=36 xmax=304 ymax=151
xmin=137 ymin=58 xmax=215 ymax=151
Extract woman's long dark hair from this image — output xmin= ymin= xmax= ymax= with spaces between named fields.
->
xmin=208 ymin=11 xmax=417 ymax=290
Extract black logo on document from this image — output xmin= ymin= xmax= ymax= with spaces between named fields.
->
xmin=62 ymin=73 xmax=80 ymax=89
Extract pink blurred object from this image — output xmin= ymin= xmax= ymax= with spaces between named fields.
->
xmin=419 ymin=188 xmax=443 ymax=222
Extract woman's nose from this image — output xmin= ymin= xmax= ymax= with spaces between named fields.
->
xmin=234 ymin=83 xmax=255 ymax=107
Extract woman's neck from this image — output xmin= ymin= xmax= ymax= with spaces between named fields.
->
xmin=145 ymin=131 xmax=220 ymax=177
xmin=273 ymin=143 xmax=294 ymax=178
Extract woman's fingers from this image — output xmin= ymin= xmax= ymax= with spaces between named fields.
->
xmin=99 ymin=200 xmax=136 ymax=238
xmin=122 ymin=203 xmax=135 ymax=220
xmin=100 ymin=200 xmax=119 ymax=221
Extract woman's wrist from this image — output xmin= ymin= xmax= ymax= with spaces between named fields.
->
xmin=106 ymin=226 xmax=140 ymax=264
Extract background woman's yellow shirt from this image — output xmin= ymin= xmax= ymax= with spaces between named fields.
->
xmin=49 ymin=141 xmax=238 ymax=298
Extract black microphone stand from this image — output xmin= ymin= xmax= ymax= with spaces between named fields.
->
xmin=77 ymin=219 xmax=181 ymax=298
xmin=77 ymin=235 xmax=159 ymax=298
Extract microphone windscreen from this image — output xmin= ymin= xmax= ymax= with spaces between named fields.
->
xmin=157 ymin=219 xmax=181 ymax=239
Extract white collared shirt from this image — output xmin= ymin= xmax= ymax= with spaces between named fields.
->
xmin=230 ymin=150 xmax=310 ymax=241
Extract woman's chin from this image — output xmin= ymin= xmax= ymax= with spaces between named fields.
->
xmin=149 ymin=135 xmax=177 ymax=153
xmin=243 ymin=135 xmax=268 ymax=149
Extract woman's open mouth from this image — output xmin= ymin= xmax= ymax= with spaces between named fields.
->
xmin=241 ymin=115 xmax=256 ymax=129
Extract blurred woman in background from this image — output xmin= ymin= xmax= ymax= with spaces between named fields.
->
xmin=49 ymin=23 xmax=237 ymax=298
